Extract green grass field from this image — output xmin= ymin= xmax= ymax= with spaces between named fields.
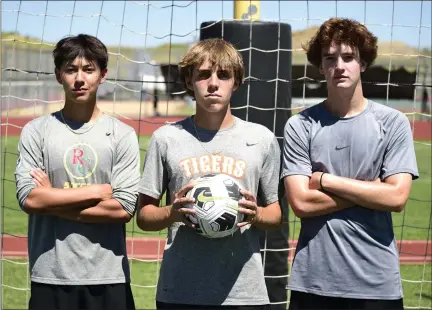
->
xmin=1 ymin=136 xmax=430 ymax=240
xmin=1 ymin=259 xmax=431 ymax=310
xmin=1 ymin=134 xmax=431 ymax=309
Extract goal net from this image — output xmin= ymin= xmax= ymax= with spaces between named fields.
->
xmin=1 ymin=1 xmax=431 ymax=309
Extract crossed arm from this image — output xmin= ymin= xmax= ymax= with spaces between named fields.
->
xmin=24 ymin=168 xmax=132 ymax=223
xmin=284 ymin=172 xmax=413 ymax=218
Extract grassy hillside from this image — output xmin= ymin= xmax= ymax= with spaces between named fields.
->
xmin=291 ymin=26 xmax=431 ymax=70
xmin=2 ymin=28 xmax=430 ymax=70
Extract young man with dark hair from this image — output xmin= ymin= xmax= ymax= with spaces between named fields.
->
xmin=282 ymin=18 xmax=419 ymax=310
xmin=136 ymin=38 xmax=282 ymax=309
xmin=15 ymin=34 xmax=139 ymax=310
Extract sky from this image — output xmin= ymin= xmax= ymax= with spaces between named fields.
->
xmin=1 ymin=0 xmax=431 ymax=49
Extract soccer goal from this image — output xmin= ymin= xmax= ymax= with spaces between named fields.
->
xmin=1 ymin=1 xmax=431 ymax=309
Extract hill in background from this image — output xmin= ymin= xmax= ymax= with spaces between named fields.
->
xmin=2 ymin=27 xmax=431 ymax=71
xmin=291 ymin=26 xmax=430 ymax=70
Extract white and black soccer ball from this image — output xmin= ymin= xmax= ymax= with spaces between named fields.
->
xmin=185 ymin=174 xmax=245 ymax=238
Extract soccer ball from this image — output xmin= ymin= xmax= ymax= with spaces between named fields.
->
xmin=185 ymin=174 xmax=245 ymax=238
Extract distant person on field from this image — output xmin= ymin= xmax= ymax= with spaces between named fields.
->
xmin=15 ymin=34 xmax=139 ymax=310
xmin=421 ymin=87 xmax=430 ymax=116
xmin=153 ymin=86 xmax=161 ymax=117
xmin=282 ymin=18 xmax=419 ymax=310
xmin=136 ymin=38 xmax=282 ymax=309
xmin=150 ymin=60 xmax=161 ymax=117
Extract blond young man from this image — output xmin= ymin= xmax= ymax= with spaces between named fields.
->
xmin=15 ymin=34 xmax=139 ymax=310
xmin=137 ymin=38 xmax=282 ymax=309
xmin=282 ymin=18 xmax=418 ymax=310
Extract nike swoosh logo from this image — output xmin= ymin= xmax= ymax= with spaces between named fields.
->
xmin=197 ymin=191 xmax=226 ymax=203
xmin=335 ymin=145 xmax=350 ymax=150
xmin=246 ymin=142 xmax=258 ymax=146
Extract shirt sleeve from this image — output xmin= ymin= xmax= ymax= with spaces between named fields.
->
xmin=14 ymin=122 xmax=44 ymax=210
xmin=381 ymin=113 xmax=419 ymax=180
xmin=258 ymin=135 xmax=281 ymax=206
xmin=281 ymin=115 xmax=312 ymax=179
xmin=111 ymin=130 xmax=141 ymax=216
xmin=137 ymin=131 xmax=168 ymax=200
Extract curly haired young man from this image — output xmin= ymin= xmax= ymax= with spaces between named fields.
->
xmin=282 ymin=18 xmax=418 ymax=310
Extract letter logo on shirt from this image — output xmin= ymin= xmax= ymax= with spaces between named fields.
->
xmin=64 ymin=143 xmax=98 ymax=180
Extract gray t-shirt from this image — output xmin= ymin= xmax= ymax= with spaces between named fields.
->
xmin=15 ymin=111 xmax=140 ymax=285
xmin=281 ymin=100 xmax=419 ymax=299
xmin=138 ymin=116 xmax=280 ymax=306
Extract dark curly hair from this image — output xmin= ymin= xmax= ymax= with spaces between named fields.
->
xmin=303 ymin=18 xmax=378 ymax=69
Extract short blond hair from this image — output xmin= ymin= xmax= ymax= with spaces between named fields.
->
xmin=179 ymin=38 xmax=244 ymax=97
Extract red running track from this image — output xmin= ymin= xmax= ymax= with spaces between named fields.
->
xmin=1 ymin=117 xmax=431 ymax=140
xmin=1 ymin=235 xmax=431 ymax=264
xmin=1 ymin=117 xmax=431 ymax=264
xmin=1 ymin=117 xmax=183 ymax=137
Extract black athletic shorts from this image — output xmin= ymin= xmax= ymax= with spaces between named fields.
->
xmin=29 ymin=281 xmax=135 ymax=310
xmin=156 ymin=301 xmax=270 ymax=310
xmin=289 ymin=290 xmax=404 ymax=310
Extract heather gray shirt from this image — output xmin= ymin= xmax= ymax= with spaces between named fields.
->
xmin=15 ymin=111 xmax=140 ymax=285
xmin=281 ymin=100 xmax=419 ymax=299
xmin=138 ymin=116 xmax=280 ymax=306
